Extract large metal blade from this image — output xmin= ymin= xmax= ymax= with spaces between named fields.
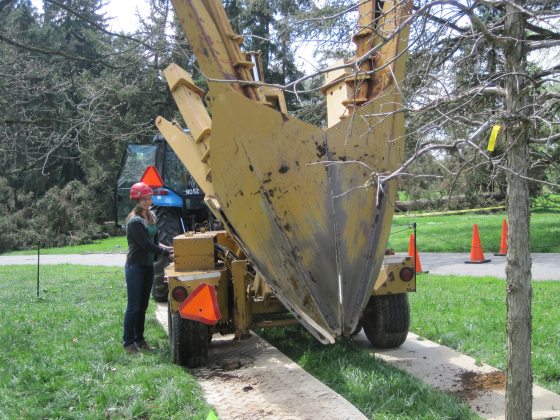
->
xmin=210 ymin=91 xmax=338 ymax=343
xmin=208 ymin=86 xmax=404 ymax=342
xmin=326 ymin=89 xmax=405 ymax=332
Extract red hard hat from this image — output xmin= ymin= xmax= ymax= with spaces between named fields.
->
xmin=130 ymin=182 xmax=153 ymax=200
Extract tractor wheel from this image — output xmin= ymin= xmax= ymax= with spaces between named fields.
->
xmin=168 ymin=302 xmax=209 ymax=367
xmin=152 ymin=207 xmax=182 ymax=302
xmin=362 ymin=294 xmax=409 ymax=348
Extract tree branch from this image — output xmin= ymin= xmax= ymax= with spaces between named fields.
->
xmin=0 ymin=0 xmax=14 ymax=13
xmin=532 ymin=132 xmax=560 ymax=144
xmin=0 ymin=33 xmax=110 ymax=65
xmin=415 ymin=8 xmax=469 ymax=33
xmin=528 ymin=39 xmax=560 ymax=50
xmin=526 ymin=22 xmax=560 ymax=41
xmin=0 ymin=33 xmax=141 ymax=70
xmin=532 ymin=64 xmax=560 ymax=79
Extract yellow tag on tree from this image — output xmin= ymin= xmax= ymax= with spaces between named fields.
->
xmin=487 ymin=125 xmax=501 ymax=152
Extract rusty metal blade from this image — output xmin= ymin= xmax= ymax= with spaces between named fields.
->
xmin=210 ymin=91 xmax=338 ymax=343
xmin=159 ymin=0 xmax=413 ymax=343
xmin=208 ymin=87 xmax=404 ymax=341
xmin=326 ymin=88 xmax=405 ymax=332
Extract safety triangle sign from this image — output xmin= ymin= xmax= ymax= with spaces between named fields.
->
xmin=140 ymin=165 xmax=164 ymax=188
xmin=179 ymin=283 xmax=221 ymax=325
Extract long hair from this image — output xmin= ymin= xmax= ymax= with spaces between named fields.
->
xmin=127 ymin=204 xmax=156 ymax=224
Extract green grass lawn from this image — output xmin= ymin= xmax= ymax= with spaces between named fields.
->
xmin=4 ymin=210 xmax=559 ymax=256
xmin=0 ymin=265 xmax=212 ymax=419
xmin=3 ymin=236 xmax=128 ymax=256
xmin=1 ymin=265 xmax=477 ymax=419
xmin=387 ymin=209 xmax=560 ymax=253
xmin=1 ymin=265 xmax=558 ymax=418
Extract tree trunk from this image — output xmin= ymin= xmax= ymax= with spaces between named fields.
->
xmin=504 ymin=3 xmax=532 ymax=418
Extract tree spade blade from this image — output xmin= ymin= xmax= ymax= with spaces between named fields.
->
xmin=209 ymin=87 xmax=404 ymax=341
xmin=210 ymin=90 xmax=339 ymax=343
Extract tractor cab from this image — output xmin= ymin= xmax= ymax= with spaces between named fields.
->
xmin=115 ymin=133 xmax=208 ymax=229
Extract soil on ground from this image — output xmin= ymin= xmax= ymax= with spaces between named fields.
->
xmin=453 ymin=370 xmax=507 ymax=400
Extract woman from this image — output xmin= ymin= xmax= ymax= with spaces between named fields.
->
xmin=123 ymin=182 xmax=173 ymax=353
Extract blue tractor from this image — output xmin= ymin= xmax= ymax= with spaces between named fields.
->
xmin=115 ymin=133 xmax=217 ymax=301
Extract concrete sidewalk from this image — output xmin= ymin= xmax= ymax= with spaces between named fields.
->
xmin=355 ymin=332 xmax=560 ymax=419
xmin=155 ymin=303 xmax=366 ymax=420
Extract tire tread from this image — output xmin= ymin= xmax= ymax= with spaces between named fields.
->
xmin=168 ymin=302 xmax=209 ymax=367
xmin=362 ymin=294 xmax=410 ymax=348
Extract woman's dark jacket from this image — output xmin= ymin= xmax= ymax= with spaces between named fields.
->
xmin=126 ymin=215 xmax=171 ymax=266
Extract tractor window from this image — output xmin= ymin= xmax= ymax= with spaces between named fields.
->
xmin=115 ymin=145 xmax=158 ymax=227
xmin=117 ymin=145 xmax=157 ymax=189
xmin=164 ymin=148 xmax=203 ymax=197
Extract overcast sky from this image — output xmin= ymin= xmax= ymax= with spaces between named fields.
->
xmin=102 ymin=0 xmax=150 ymax=32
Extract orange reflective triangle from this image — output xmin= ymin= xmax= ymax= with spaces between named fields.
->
xmin=178 ymin=283 xmax=221 ymax=325
xmin=140 ymin=165 xmax=164 ymax=188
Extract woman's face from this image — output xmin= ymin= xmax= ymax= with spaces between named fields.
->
xmin=138 ymin=195 xmax=152 ymax=211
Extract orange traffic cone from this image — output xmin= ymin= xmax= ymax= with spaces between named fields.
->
xmin=494 ymin=219 xmax=508 ymax=256
xmin=465 ymin=224 xmax=491 ymax=264
xmin=408 ymin=233 xmax=423 ymax=273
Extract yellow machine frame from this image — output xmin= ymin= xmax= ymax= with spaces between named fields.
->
xmin=158 ymin=0 xmax=415 ymax=365
xmin=166 ymin=231 xmax=415 ymax=341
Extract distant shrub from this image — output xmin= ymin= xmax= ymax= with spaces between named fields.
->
xmin=0 ymin=180 xmax=106 ymax=253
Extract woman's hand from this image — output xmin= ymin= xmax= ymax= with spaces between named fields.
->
xmin=160 ymin=243 xmax=174 ymax=261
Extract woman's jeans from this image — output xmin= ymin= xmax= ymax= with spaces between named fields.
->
xmin=123 ymin=264 xmax=154 ymax=347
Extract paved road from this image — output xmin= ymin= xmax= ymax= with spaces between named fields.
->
xmin=421 ymin=252 xmax=559 ymax=281
xmin=0 ymin=253 xmax=127 ymax=267
xmin=0 ymin=252 xmax=558 ymax=280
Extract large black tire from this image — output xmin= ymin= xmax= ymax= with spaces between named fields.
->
xmin=168 ymin=302 xmax=209 ymax=367
xmin=152 ymin=207 xmax=182 ymax=302
xmin=362 ymin=294 xmax=410 ymax=348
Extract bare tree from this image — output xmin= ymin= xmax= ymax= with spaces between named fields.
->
xmin=279 ymin=0 xmax=559 ymax=415
xmin=377 ymin=0 xmax=558 ymax=416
